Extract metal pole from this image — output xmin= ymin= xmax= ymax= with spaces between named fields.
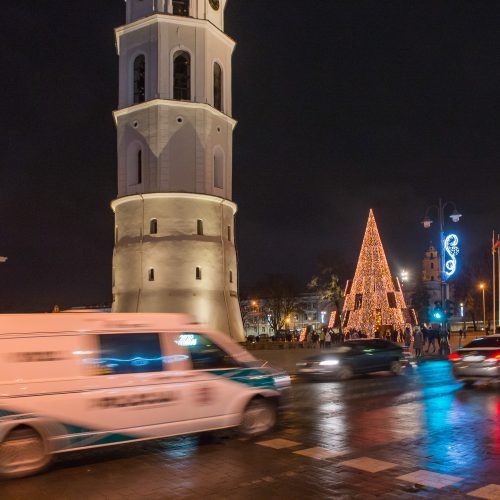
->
xmin=494 ymin=231 xmax=497 ymax=333
xmin=497 ymin=236 xmax=500 ymax=330
xmin=482 ymin=287 xmax=486 ymax=330
xmin=439 ymin=198 xmax=447 ymax=329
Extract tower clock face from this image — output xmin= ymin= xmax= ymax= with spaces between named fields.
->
xmin=209 ymin=0 xmax=220 ymax=10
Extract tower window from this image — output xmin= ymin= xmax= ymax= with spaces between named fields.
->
xmin=214 ymin=148 xmax=224 ymax=189
xmin=137 ymin=149 xmax=143 ymax=184
xmin=172 ymin=0 xmax=189 ymax=16
xmin=149 ymin=268 xmax=155 ymax=281
xmin=227 ymin=225 xmax=231 ymax=241
xmin=197 ymin=219 xmax=203 ymax=235
xmin=430 ymin=253 xmax=434 ymax=259
xmin=133 ymin=55 xmax=145 ymax=104
xmin=150 ymin=219 xmax=158 ymax=234
xmin=196 ymin=267 xmax=202 ymax=280
xmin=173 ymin=51 xmax=191 ymax=100
xmin=431 ymin=276 xmax=434 ymax=281
xmin=229 ymin=270 xmax=233 ymax=283
xmin=128 ymin=143 xmax=143 ymax=186
xmin=213 ymin=62 xmax=223 ymax=111
xmin=430 ymin=262 xmax=434 ymax=269
xmin=115 ymin=226 xmax=118 ymax=244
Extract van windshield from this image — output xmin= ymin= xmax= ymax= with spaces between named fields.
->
xmin=176 ymin=333 xmax=240 ymax=370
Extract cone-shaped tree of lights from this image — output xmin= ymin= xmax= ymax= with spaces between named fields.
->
xmin=343 ymin=209 xmax=409 ymax=333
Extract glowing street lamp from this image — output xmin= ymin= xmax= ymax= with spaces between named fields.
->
xmin=400 ymin=270 xmax=409 ymax=283
xmin=479 ymin=283 xmax=486 ymax=329
xmin=0 ymin=256 xmax=7 ymax=263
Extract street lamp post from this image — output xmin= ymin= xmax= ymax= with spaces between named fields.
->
xmin=421 ymin=198 xmax=462 ymax=329
xmin=251 ymin=300 xmax=259 ymax=337
xmin=480 ymin=284 xmax=486 ymax=330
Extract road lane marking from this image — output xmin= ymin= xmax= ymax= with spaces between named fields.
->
xmin=397 ymin=470 xmax=463 ymax=489
xmin=467 ymin=484 xmax=500 ymax=499
xmin=340 ymin=457 xmax=397 ymax=472
xmin=294 ymin=447 xmax=348 ymax=460
xmin=257 ymin=438 xmax=302 ymax=449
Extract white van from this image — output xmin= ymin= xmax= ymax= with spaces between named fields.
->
xmin=0 ymin=313 xmax=291 ymax=478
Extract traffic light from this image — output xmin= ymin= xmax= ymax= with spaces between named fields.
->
xmin=433 ymin=309 xmax=443 ymax=320
xmin=432 ymin=301 xmax=443 ymax=320
xmin=444 ymin=300 xmax=455 ymax=318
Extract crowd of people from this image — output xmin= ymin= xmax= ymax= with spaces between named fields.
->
xmin=248 ymin=324 xmax=454 ymax=358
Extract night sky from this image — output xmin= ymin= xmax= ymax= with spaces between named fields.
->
xmin=1 ymin=1 xmax=500 ymax=312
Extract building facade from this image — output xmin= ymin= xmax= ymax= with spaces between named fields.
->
xmin=240 ymin=294 xmax=335 ymax=338
xmin=111 ymin=0 xmax=244 ymax=340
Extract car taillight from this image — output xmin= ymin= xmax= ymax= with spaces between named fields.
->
xmin=487 ymin=351 xmax=500 ymax=360
xmin=448 ymin=352 xmax=462 ymax=361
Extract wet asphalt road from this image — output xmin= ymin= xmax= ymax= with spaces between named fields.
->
xmin=1 ymin=360 xmax=499 ymax=499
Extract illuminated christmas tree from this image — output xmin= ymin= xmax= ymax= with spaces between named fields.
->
xmin=343 ymin=209 xmax=412 ymax=333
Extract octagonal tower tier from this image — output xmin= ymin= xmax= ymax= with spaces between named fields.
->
xmin=111 ymin=0 xmax=244 ymax=340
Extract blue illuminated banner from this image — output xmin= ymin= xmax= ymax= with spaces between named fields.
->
xmin=444 ymin=233 xmax=459 ymax=279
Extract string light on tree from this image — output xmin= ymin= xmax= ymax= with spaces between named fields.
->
xmin=343 ymin=209 xmax=414 ymax=333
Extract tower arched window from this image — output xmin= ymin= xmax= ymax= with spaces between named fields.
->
xmin=133 ymin=55 xmax=146 ymax=104
xmin=150 ymin=218 xmax=158 ymax=235
xmin=172 ymin=0 xmax=189 ymax=16
xmin=137 ymin=149 xmax=143 ymax=184
xmin=213 ymin=62 xmax=223 ymax=111
xmin=127 ymin=143 xmax=143 ymax=186
xmin=213 ymin=148 xmax=224 ymax=189
xmin=173 ymin=51 xmax=191 ymax=100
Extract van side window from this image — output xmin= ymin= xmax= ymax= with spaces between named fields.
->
xmin=175 ymin=333 xmax=238 ymax=370
xmin=96 ymin=333 xmax=165 ymax=375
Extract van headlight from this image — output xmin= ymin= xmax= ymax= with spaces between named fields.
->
xmin=319 ymin=359 xmax=339 ymax=366
xmin=273 ymin=374 xmax=291 ymax=388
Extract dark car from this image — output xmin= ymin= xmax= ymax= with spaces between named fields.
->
xmin=449 ymin=335 xmax=500 ymax=386
xmin=296 ymin=339 xmax=404 ymax=380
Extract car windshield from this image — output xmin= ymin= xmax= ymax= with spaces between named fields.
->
xmin=463 ymin=337 xmax=500 ymax=349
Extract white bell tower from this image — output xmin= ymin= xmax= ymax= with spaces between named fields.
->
xmin=111 ymin=0 xmax=244 ymax=340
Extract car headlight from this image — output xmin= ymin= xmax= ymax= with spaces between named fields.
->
xmin=273 ymin=374 xmax=291 ymax=388
xmin=319 ymin=359 xmax=339 ymax=366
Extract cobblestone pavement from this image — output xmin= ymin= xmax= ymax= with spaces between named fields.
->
xmin=1 ymin=360 xmax=499 ymax=499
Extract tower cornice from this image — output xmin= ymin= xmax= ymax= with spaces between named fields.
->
xmin=111 ymin=193 xmax=238 ymax=214
xmin=115 ymin=14 xmax=236 ymax=56
xmin=113 ymin=99 xmax=237 ymax=127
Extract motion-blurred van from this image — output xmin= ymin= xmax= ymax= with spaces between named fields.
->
xmin=0 ymin=313 xmax=290 ymax=478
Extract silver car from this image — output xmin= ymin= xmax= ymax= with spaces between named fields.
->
xmin=449 ymin=335 xmax=500 ymax=386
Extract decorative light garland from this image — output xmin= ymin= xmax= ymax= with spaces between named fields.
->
xmin=443 ymin=233 xmax=459 ymax=279
xmin=343 ymin=209 xmax=410 ymax=333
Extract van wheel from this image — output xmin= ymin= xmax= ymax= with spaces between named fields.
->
xmin=390 ymin=361 xmax=403 ymax=376
xmin=0 ymin=426 xmax=51 ymax=479
xmin=239 ymin=398 xmax=277 ymax=438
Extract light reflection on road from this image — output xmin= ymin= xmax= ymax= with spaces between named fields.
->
xmin=291 ymin=360 xmax=499 ymax=477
